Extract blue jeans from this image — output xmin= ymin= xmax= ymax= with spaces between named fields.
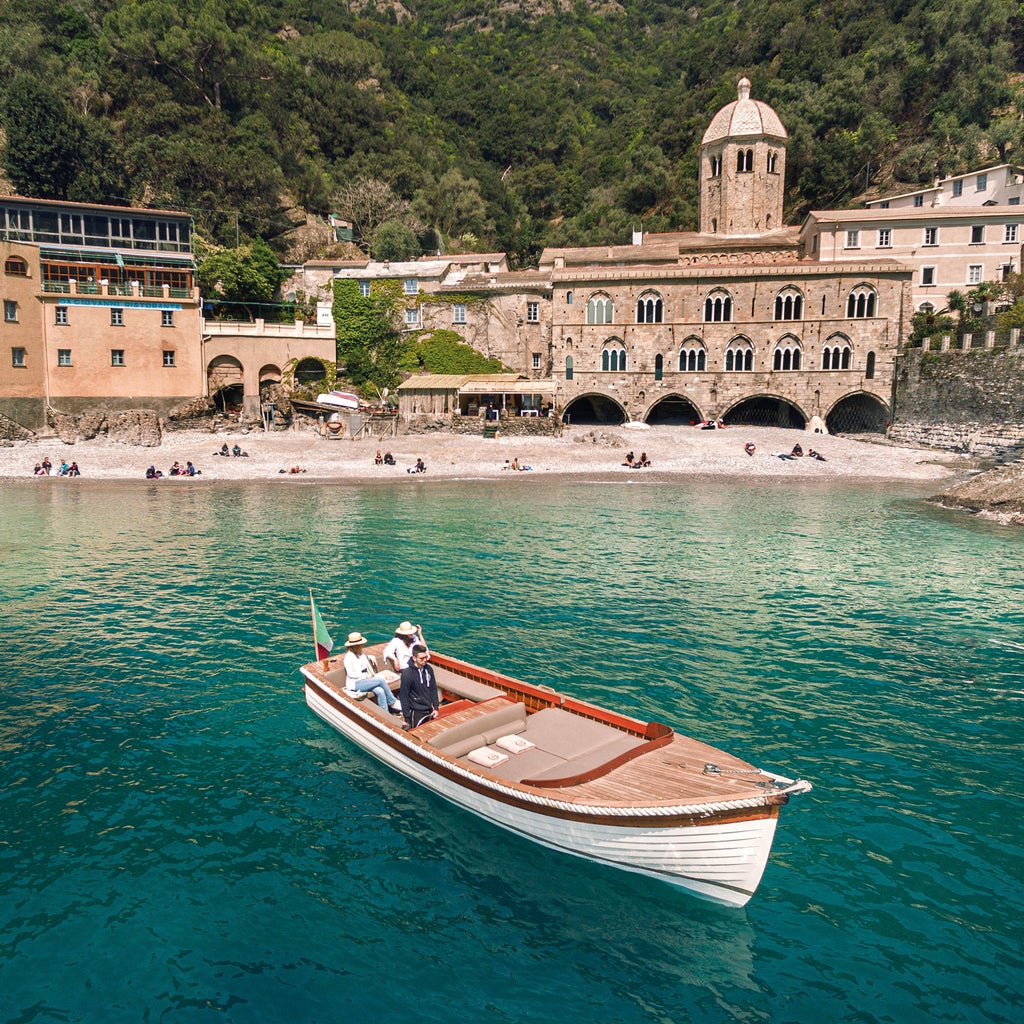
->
xmin=351 ymin=675 xmax=397 ymax=711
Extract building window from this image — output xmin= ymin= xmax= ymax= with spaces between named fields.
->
xmin=405 ymin=308 xmax=419 ymax=326
xmin=678 ymin=342 xmax=706 ymax=372
xmin=913 ymin=195 xmax=924 ymax=207
xmin=737 ymin=148 xmax=753 ymax=172
xmin=710 ymin=155 xmax=722 ymax=177
xmin=12 ymin=347 xmax=26 ymax=367
xmin=767 ymin=151 xmax=778 ymax=174
xmin=161 ymin=310 xmax=174 ymax=327
xmin=453 ymin=303 xmax=466 ymax=324
xmin=879 ymin=201 xmax=890 ymax=209
xmin=725 ymin=338 xmax=754 ymax=371
xmin=1005 ymin=224 xmax=1019 ymax=243
xmin=847 ymin=287 xmax=877 ymax=318
xmin=977 ymin=173 xmax=988 ymax=192
xmin=586 ymin=295 xmax=614 ymax=324
xmin=601 ymin=341 xmax=626 ymax=371
xmin=773 ymin=339 xmax=802 ymax=371
xmin=4 ymin=255 xmax=28 ymax=275
xmin=822 ymin=337 xmax=851 ymax=370
xmin=532 ymin=352 xmax=541 ymax=370
xmin=654 ymin=354 xmax=663 ymax=381
xmin=111 ymin=349 xmax=125 ymax=366
xmin=111 ymin=307 xmax=124 ymax=326
xmin=55 ymin=306 xmax=68 ymax=325
xmin=565 ymin=355 xmax=573 ymax=381
xmin=952 ymin=180 xmax=963 ymax=197
xmin=163 ymin=350 xmax=176 ymax=367
xmin=566 ymin=291 xmax=573 ymax=304
xmin=866 ymin=352 xmax=876 ymax=379
xmin=971 ymin=225 xmax=985 ymax=244
xmin=358 ymin=281 xmax=370 ymax=297
xmin=58 ymin=348 xmax=72 ymax=366
xmin=404 ymin=279 xmax=418 ymax=295
xmin=526 ymin=301 xmax=539 ymax=323
xmin=703 ymin=291 xmax=732 ymax=322
xmin=968 ymin=265 xmax=983 ymax=285
xmin=636 ymin=294 xmax=663 ymax=323
xmin=878 ymin=229 xmax=891 ymax=247
xmin=774 ymin=288 xmax=803 ymax=321
xmin=921 ymin=266 xmax=936 ymax=286
xmin=845 ymin=230 xmax=860 ymax=249
xmin=1010 ymin=197 xmax=1021 ymax=206
xmin=3 ymin=299 xmax=16 ymax=322
xmin=924 ymin=227 xmax=938 ymax=246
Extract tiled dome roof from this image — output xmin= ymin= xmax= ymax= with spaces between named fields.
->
xmin=701 ymin=78 xmax=787 ymax=144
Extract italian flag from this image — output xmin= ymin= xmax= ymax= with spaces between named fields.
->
xmin=309 ymin=591 xmax=334 ymax=660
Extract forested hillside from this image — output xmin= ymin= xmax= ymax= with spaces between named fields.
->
xmin=1 ymin=0 xmax=1021 ymax=266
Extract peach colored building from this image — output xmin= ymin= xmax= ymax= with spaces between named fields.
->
xmin=1 ymin=197 xmax=201 ymax=431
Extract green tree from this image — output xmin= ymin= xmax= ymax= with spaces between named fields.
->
xmin=198 ymin=238 xmax=283 ymax=316
xmin=372 ymin=219 xmax=420 ymax=261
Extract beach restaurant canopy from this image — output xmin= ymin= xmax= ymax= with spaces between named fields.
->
xmin=397 ymin=374 xmax=556 ymax=418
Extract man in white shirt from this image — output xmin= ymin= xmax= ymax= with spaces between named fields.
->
xmin=343 ymin=632 xmax=402 ymax=715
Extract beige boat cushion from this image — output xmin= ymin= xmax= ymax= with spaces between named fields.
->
xmin=431 ymin=701 xmax=528 ymax=757
xmin=521 ymin=707 xmax=634 ymax=760
xmin=432 ymin=666 xmax=506 ymax=703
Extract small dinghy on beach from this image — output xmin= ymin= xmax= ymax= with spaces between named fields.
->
xmin=301 ymin=604 xmax=811 ymax=907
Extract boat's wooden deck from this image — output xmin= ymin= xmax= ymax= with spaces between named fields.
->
xmin=309 ymin=647 xmax=785 ymax=809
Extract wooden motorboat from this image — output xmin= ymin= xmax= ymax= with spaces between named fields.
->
xmin=301 ymin=645 xmax=811 ymax=907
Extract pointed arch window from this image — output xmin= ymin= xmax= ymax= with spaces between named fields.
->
xmin=586 ymin=294 xmax=614 ymax=324
xmin=678 ymin=339 xmax=707 ymax=372
xmin=846 ymin=286 xmax=877 ymax=319
xmin=703 ymin=290 xmax=732 ymax=322
xmin=636 ymin=293 xmax=663 ymax=323
xmin=725 ymin=337 xmax=754 ymax=372
xmin=601 ymin=340 xmax=627 ymax=372
xmin=772 ymin=337 xmax=802 ymax=371
xmin=774 ymin=287 xmax=804 ymax=321
xmin=822 ymin=335 xmax=852 ymax=370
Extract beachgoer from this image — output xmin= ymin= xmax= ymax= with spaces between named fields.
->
xmin=217 ymin=443 xmax=230 ymax=456
xmin=791 ymin=444 xmax=804 ymax=457
xmin=407 ymin=458 xmax=426 ymax=474
xmin=58 ymin=461 xmax=69 ymax=476
xmin=772 ymin=451 xmax=796 ymax=461
xmin=375 ymin=450 xmax=383 ymax=465
xmin=146 ymin=466 xmax=158 ymax=479
xmin=383 ymin=621 xmax=427 ymax=672
xmin=232 ymin=444 xmax=243 ymax=457
xmin=186 ymin=461 xmax=199 ymax=476
xmin=33 ymin=463 xmax=44 ymax=476
xmin=383 ymin=451 xmax=395 ymax=466
xmin=41 ymin=457 xmax=52 ymax=474
xmin=639 ymin=452 xmax=651 ymax=467
xmin=744 ymin=442 xmax=756 ymax=456
xmin=170 ymin=461 xmax=182 ymax=476
xmin=400 ymin=645 xmax=439 ymax=729
xmin=343 ymin=632 xmax=402 ymax=715
xmin=808 ymin=449 xmax=827 ymax=461
xmin=623 ymin=451 xmax=635 ymax=467
xmin=67 ymin=462 xmax=80 ymax=477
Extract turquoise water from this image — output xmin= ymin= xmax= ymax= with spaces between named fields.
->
xmin=1 ymin=477 xmax=1021 ymax=1023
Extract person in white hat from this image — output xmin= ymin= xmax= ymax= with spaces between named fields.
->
xmin=343 ymin=631 xmax=402 ymax=715
xmin=383 ymin=621 xmax=428 ymax=672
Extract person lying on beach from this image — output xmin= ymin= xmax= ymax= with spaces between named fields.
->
xmin=744 ymin=442 xmax=756 ymax=456
xmin=772 ymin=451 xmax=796 ymax=461
xmin=807 ymin=449 xmax=827 ymax=461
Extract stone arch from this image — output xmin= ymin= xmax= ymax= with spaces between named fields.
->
xmin=259 ymin=363 xmax=282 ymax=387
xmin=294 ymin=357 xmax=329 ymax=386
xmin=644 ymin=394 xmax=702 ymax=425
xmin=208 ymin=355 xmax=244 ymax=413
xmin=722 ymin=394 xmax=807 ymax=429
xmin=825 ymin=391 xmax=889 ymax=434
xmin=562 ymin=392 xmax=627 ymax=426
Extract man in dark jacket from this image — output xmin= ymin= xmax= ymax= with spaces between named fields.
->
xmin=400 ymin=645 xmax=439 ymax=728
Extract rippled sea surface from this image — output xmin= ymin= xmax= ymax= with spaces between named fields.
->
xmin=1 ymin=477 xmax=1021 ymax=1023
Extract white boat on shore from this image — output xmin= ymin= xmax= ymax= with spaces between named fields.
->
xmin=301 ymin=644 xmax=811 ymax=907
xmin=316 ymin=390 xmax=360 ymax=410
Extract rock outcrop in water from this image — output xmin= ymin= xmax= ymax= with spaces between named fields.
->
xmin=930 ymin=460 xmax=1024 ymax=524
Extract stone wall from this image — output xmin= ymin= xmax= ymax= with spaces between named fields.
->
xmin=891 ymin=347 xmax=1024 ymax=458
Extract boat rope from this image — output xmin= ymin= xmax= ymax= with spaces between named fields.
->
xmin=702 ymin=763 xmax=764 ymax=776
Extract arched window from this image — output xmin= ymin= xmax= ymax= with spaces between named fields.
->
xmin=774 ymin=288 xmax=804 ymax=321
xmin=772 ymin=338 xmax=802 ymax=371
xmin=678 ymin=340 xmax=707 ymax=372
xmin=565 ymin=355 xmax=573 ymax=381
xmin=4 ymin=255 xmax=28 ymax=276
xmin=724 ymin=337 xmax=754 ymax=372
xmin=703 ymin=290 xmax=732 ymax=322
xmin=636 ymin=293 xmax=663 ymax=323
xmin=586 ymin=294 xmax=614 ymax=324
xmin=601 ymin=340 xmax=626 ymax=371
xmin=737 ymin=148 xmax=753 ymax=173
xmin=710 ymin=155 xmax=722 ymax=177
xmin=846 ymin=286 xmax=877 ymax=319
xmin=865 ymin=352 xmax=876 ymax=379
xmin=654 ymin=354 xmax=663 ymax=381
xmin=767 ymin=151 xmax=778 ymax=174
xmin=566 ymin=291 xmax=573 ymax=305
xmin=822 ymin=335 xmax=852 ymax=370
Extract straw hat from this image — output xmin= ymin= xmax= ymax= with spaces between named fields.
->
xmin=344 ymin=631 xmax=368 ymax=647
xmin=395 ymin=621 xmax=418 ymax=636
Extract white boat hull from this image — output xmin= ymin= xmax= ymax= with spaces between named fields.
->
xmin=305 ymin=682 xmax=779 ymax=906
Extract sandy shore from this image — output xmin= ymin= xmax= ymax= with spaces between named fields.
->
xmin=0 ymin=424 xmax=965 ymax=484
